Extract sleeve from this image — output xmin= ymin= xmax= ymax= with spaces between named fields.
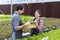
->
xmin=40 ymin=19 xmax=43 ymax=27
xmin=12 ymin=16 xmax=19 ymax=31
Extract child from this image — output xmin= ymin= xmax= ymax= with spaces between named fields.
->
xmin=30 ymin=10 xmax=43 ymax=36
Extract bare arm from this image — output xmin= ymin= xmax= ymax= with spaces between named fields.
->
xmin=16 ymin=24 xmax=25 ymax=30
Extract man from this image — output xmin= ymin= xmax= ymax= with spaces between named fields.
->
xmin=12 ymin=5 xmax=30 ymax=40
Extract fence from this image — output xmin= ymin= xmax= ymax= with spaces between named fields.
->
xmin=0 ymin=2 xmax=60 ymax=18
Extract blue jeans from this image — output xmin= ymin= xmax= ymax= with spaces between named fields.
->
xmin=12 ymin=30 xmax=22 ymax=40
xmin=12 ymin=32 xmax=16 ymax=40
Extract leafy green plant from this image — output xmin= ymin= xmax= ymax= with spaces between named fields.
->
xmin=0 ymin=14 xmax=60 ymax=40
xmin=18 ymin=29 xmax=60 ymax=40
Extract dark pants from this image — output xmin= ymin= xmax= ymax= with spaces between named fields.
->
xmin=15 ymin=30 xmax=22 ymax=39
xmin=30 ymin=28 xmax=39 ymax=36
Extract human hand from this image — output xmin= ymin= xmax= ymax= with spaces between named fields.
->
xmin=24 ymin=22 xmax=30 ymax=26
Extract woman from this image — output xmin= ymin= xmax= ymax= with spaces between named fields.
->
xmin=30 ymin=10 xmax=43 ymax=36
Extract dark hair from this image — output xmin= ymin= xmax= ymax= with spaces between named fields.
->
xmin=16 ymin=5 xmax=24 ymax=11
xmin=36 ymin=10 xmax=41 ymax=14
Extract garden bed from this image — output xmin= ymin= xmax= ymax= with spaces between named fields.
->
xmin=0 ymin=14 xmax=60 ymax=40
xmin=18 ymin=29 xmax=60 ymax=40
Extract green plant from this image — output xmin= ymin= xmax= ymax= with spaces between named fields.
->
xmin=0 ymin=14 xmax=60 ymax=40
xmin=17 ymin=29 xmax=60 ymax=40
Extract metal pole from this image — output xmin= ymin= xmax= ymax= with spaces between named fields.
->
xmin=41 ymin=0 xmax=44 ymax=3
xmin=11 ymin=0 xmax=13 ymax=15
xmin=27 ymin=0 xmax=28 ymax=5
